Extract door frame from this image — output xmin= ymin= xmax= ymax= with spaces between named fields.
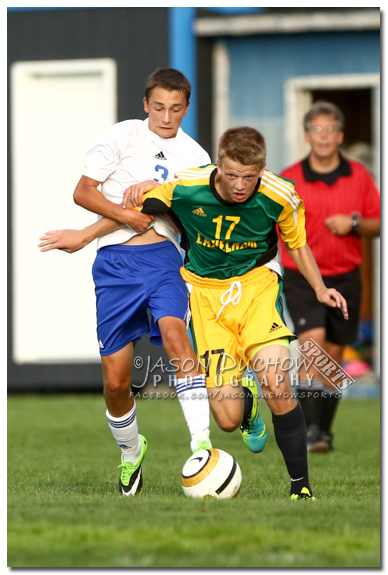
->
xmin=284 ymin=73 xmax=380 ymax=182
xmin=284 ymin=73 xmax=380 ymax=375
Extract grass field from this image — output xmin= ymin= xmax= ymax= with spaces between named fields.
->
xmin=8 ymin=392 xmax=380 ymax=568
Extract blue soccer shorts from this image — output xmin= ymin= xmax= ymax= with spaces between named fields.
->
xmin=92 ymin=241 xmax=190 ymax=356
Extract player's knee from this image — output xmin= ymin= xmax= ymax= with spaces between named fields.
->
xmin=161 ymin=325 xmax=188 ymax=357
xmin=266 ymin=394 xmax=297 ymax=415
xmin=213 ymin=412 xmax=240 ymax=433
xmin=103 ymin=371 xmax=130 ymax=399
xmin=219 ymin=419 xmax=240 ymax=433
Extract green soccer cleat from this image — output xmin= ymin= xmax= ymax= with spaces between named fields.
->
xmin=290 ymin=487 xmax=316 ymax=501
xmin=117 ymin=434 xmax=148 ymax=496
xmin=240 ymin=376 xmax=267 ymax=453
xmin=192 ymin=438 xmax=213 ymax=454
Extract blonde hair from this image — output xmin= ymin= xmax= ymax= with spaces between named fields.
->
xmin=218 ymin=127 xmax=266 ymax=167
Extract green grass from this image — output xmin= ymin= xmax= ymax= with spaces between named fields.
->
xmin=8 ymin=393 xmax=380 ymax=568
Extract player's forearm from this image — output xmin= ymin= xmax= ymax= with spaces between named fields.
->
xmin=83 ymin=217 xmax=126 ymax=243
xmin=73 ymin=176 xmax=152 ymax=231
xmin=286 ymin=244 xmax=326 ymax=294
xmin=74 ymin=178 xmax=124 ymax=222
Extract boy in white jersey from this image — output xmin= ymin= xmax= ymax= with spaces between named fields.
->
xmin=39 ymin=69 xmax=212 ymax=496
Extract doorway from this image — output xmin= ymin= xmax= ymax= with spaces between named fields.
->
xmin=285 ymin=74 xmax=380 ymax=374
xmin=10 ymin=59 xmax=117 ymax=365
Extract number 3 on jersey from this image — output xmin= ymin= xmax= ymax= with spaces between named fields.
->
xmin=154 ymin=164 xmax=169 ymax=183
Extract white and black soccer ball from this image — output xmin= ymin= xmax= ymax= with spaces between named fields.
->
xmin=181 ymin=448 xmax=242 ymax=499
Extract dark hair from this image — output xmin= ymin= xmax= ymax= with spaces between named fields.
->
xmin=145 ymin=68 xmax=191 ymax=104
xmin=304 ymin=101 xmax=345 ymax=131
xmin=218 ymin=126 xmax=266 ymax=167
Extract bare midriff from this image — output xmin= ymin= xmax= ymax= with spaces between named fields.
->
xmin=123 ymin=227 xmax=167 ymax=245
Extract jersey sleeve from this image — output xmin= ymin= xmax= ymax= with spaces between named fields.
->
xmin=140 ymin=180 xmax=178 ymax=214
xmin=277 ymin=179 xmax=307 ymax=250
xmin=261 ymin=171 xmax=306 ymax=250
xmin=197 ymin=150 xmax=212 ymax=166
xmin=83 ymin=125 xmax=120 ymax=183
xmin=277 ymin=195 xmax=307 ymax=250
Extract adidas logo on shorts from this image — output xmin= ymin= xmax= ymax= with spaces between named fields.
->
xmin=192 ymin=207 xmax=207 ymax=217
xmin=269 ymin=322 xmax=282 ymax=333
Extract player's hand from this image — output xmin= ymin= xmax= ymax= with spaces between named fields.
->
xmin=325 ymin=214 xmax=352 ymax=236
xmin=316 ymin=287 xmax=349 ymax=320
xmin=122 ymin=180 xmax=160 ymax=208
xmin=38 ymin=229 xmax=89 ymax=253
xmin=121 ymin=208 xmax=154 ymax=232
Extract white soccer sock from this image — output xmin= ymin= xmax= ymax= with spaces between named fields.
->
xmin=175 ymin=375 xmax=211 ymax=448
xmin=106 ymin=404 xmax=141 ymax=463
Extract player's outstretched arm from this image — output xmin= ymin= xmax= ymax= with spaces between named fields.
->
xmin=38 ymin=217 xmax=125 ymax=253
xmin=285 ymin=243 xmax=349 ymax=320
xmin=73 ymin=176 xmax=154 ymax=232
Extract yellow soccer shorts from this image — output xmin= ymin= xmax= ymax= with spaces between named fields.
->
xmin=181 ymin=266 xmax=295 ymax=388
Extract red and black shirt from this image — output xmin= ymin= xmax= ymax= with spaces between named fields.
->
xmin=280 ymin=154 xmax=380 ymax=276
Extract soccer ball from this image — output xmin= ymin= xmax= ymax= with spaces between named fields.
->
xmin=181 ymin=448 xmax=242 ymax=499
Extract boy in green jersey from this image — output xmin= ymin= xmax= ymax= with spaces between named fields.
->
xmin=129 ymin=126 xmax=348 ymax=499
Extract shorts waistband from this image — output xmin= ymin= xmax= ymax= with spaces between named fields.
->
xmin=98 ymin=240 xmax=175 ymax=253
xmin=180 ymin=265 xmax=274 ymax=288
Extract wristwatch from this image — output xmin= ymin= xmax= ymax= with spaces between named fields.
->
xmin=351 ymin=212 xmax=361 ymax=234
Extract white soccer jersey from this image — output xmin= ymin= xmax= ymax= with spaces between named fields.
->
xmin=83 ymin=118 xmax=211 ymax=250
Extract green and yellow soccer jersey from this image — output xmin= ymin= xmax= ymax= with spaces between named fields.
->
xmin=141 ymin=165 xmax=306 ymax=280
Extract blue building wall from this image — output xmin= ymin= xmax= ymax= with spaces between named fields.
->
xmin=169 ymin=7 xmax=265 ymax=139
xmin=225 ymin=31 xmax=380 ymax=173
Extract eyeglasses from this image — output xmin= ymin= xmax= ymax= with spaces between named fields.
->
xmin=308 ymin=125 xmax=339 ymax=133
